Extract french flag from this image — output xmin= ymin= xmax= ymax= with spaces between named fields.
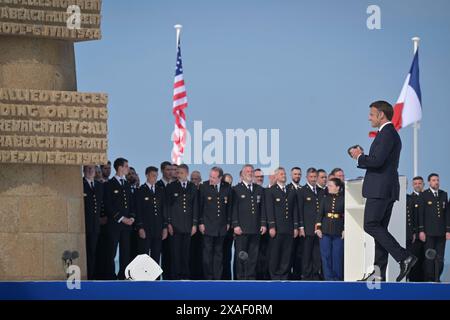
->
xmin=370 ymin=50 xmax=422 ymax=137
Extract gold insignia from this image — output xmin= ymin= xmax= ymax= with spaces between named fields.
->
xmin=415 ymin=204 xmax=419 ymax=208
xmin=224 ymin=197 xmax=228 ymax=203
xmin=306 ymin=197 xmax=311 ymax=201
xmin=174 ymin=193 xmax=179 ymax=197
xmin=241 ymin=195 xmax=246 ymax=198
xmin=208 ymin=196 xmax=212 ymax=200
xmin=114 ymin=190 xmax=119 ymax=194
xmin=145 ymin=197 xmax=149 ymax=201
xmin=276 ymin=198 xmax=281 ymax=202
xmin=428 ymin=201 xmax=432 ymax=205
xmin=83 ymin=193 xmax=87 ymax=197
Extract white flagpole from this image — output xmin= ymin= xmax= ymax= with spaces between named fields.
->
xmin=412 ymin=36 xmax=420 ymax=177
xmin=174 ymin=24 xmax=182 ymax=47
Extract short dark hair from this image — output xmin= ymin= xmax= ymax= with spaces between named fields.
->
xmin=306 ymin=167 xmax=317 ymax=175
xmin=412 ymin=176 xmax=424 ymax=182
xmin=129 ymin=167 xmax=136 ymax=173
xmin=160 ymin=161 xmax=171 ymax=171
xmin=329 ymin=177 xmax=344 ymax=190
xmin=145 ymin=166 xmax=158 ymax=175
xmin=100 ymin=160 xmax=111 ymax=169
xmin=254 ymin=168 xmax=262 ymax=173
xmin=370 ymin=100 xmax=394 ymax=121
xmin=330 ymin=168 xmax=343 ymax=176
xmin=211 ymin=166 xmax=223 ymax=177
xmin=291 ymin=167 xmax=301 ymax=172
xmin=113 ymin=157 xmax=128 ymax=171
xmin=428 ymin=173 xmax=439 ymax=181
xmin=317 ymin=169 xmax=326 ymax=175
xmin=178 ymin=163 xmax=189 ymax=172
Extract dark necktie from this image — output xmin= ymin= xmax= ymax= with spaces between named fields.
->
xmin=90 ymin=181 xmax=95 ymax=191
xmin=434 ymin=191 xmax=438 ymax=198
xmin=120 ymin=178 xmax=124 ymax=186
xmin=282 ymin=186 xmax=286 ymax=193
xmin=214 ymin=185 xmax=218 ymax=192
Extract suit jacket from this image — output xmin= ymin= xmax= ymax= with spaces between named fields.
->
xmin=298 ymin=184 xmax=324 ymax=236
xmin=104 ymin=177 xmax=135 ymax=227
xmin=83 ymin=178 xmax=104 ymax=234
xmin=265 ymin=184 xmax=299 ymax=235
xmin=135 ymin=183 xmax=167 ymax=238
xmin=358 ymin=123 xmax=401 ymax=200
xmin=166 ymin=180 xmax=199 ymax=234
xmin=418 ymin=189 xmax=449 ymax=237
xmin=232 ymin=182 xmax=266 ymax=234
xmin=199 ymin=181 xmax=232 ymax=237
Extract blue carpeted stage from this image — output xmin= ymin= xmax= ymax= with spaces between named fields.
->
xmin=1 ymin=281 xmax=449 ymax=300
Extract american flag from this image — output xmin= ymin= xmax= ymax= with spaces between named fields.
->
xmin=171 ymin=37 xmax=187 ymax=165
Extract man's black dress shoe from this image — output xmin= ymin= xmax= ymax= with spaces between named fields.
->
xmin=396 ymin=255 xmax=418 ymax=282
xmin=358 ymin=270 xmax=384 ymax=282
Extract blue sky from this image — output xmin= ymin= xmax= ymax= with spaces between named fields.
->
xmin=75 ymin=0 xmax=450 ymax=193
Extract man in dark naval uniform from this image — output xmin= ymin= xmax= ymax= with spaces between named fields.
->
xmin=104 ymin=157 xmax=136 ymax=280
xmin=298 ymin=167 xmax=324 ymax=280
xmin=418 ymin=173 xmax=450 ymax=282
xmin=406 ymin=176 xmax=425 ymax=282
xmin=82 ymin=165 xmax=104 ymax=280
xmin=199 ymin=167 xmax=232 ymax=280
xmin=287 ymin=167 xmax=303 ymax=280
xmin=166 ymin=164 xmax=199 ymax=280
xmin=135 ymin=166 xmax=168 ymax=265
xmin=265 ymin=167 xmax=299 ymax=280
xmin=232 ymin=164 xmax=267 ymax=280
xmin=156 ymin=161 xmax=173 ymax=279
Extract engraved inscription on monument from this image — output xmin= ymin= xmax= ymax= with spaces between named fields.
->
xmin=0 ymin=0 xmax=102 ymax=41
xmin=0 ymin=88 xmax=108 ymax=165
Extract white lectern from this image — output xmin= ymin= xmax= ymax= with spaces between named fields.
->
xmin=344 ymin=176 xmax=406 ymax=282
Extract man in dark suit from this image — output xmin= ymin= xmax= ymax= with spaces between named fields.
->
xmin=418 ymin=173 xmax=449 ymax=282
xmin=135 ymin=166 xmax=168 ymax=264
xmin=103 ymin=157 xmax=136 ymax=280
xmin=265 ymin=167 xmax=299 ymax=280
xmin=166 ymin=164 xmax=199 ymax=280
xmin=232 ymin=164 xmax=267 ymax=280
xmin=82 ymin=165 xmax=104 ymax=280
xmin=350 ymin=100 xmax=416 ymax=282
xmin=198 ymin=167 xmax=232 ymax=280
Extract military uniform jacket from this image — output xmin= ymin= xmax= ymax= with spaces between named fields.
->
xmin=406 ymin=192 xmax=420 ymax=241
xmin=135 ymin=183 xmax=167 ymax=238
xmin=298 ymin=185 xmax=324 ymax=236
xmin=83 ymin=178 xmax=104 ymax=234
xmin=232 ymin=182 xmax=266 ymax=234
xmin=418 ymin=189 xmax=449 ymax=237
xmin=166 ymin=180 xmax=199 ymax=234
xmin=199 ymin=181 xmax=232 ymax=237
xmin=104 ymin=177 xmax=136 ymax=225
xmin=265 ymin=184 xmax=299 ymax=235
xmin=316 ymin=192 xmax=344 ymax=236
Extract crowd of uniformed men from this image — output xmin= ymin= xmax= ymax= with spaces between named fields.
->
xmin=82 ymin=158 xmax=449 ymax=282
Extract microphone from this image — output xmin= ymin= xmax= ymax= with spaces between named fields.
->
xmin=238 ymin=251 xmax=249 ymax=280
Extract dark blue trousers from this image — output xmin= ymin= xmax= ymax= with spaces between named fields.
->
xmin=319 ymin=234 xmax=344 ymax=281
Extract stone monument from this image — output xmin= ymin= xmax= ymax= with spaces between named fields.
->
xmin=0 ymin=0 xmax=107 ymax=280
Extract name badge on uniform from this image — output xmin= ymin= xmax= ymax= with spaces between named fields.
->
xmin=114 ymin=190 xmax=119 ymax=194
xmin=224 ymin=196 xmax=228 ymax=203
xmin=276 ymin=198 xmax=281 ymax=202
xmin=443 ymin=202 xmax=446 ymax=209
xmin=208 ymin=196 xmax=212 ymax=200
xmin=427 ymin=201 xmax=432 ymax=205
xmin=257 ymin=195 xmax=261 ymax=203
xmin=306 ymin=197 xmax=311 ymax=201
xmin=241 ymin=194 xmax=246 ymax=198
xmin=145 ymin=197 xmax=149 ymax=201
xmin=174 ymin=193 xmax=179 ymax=197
